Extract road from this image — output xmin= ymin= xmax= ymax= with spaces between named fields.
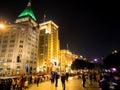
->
xmin=28 ymin=77 xmax=101 ymax=90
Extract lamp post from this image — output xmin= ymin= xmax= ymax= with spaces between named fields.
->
xmin=0 ymin=23 xmax=5 ymax=31
xmin=0 ymin=23 xmax=5 ymax=37
xmin=0 ymin=24 xmax=4 ymax=28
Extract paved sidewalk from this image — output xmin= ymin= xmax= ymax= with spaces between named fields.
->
xmin=28 ymin=77 xmax=101 ymax=90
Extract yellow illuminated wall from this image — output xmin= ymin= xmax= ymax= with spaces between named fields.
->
xmin=38 ymin=20 xmax=60 ymax=73
xmin=59 ymin=50 xmax=77 ymax=72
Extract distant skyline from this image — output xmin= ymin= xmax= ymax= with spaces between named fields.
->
xmin=0 ymin=0 xmax=120 ymax=60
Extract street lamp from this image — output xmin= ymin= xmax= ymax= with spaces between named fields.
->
xmin=0 ymin=23 xmax=6 ymax=34
xmin=0 ymin=23 xmax=5 ymax=30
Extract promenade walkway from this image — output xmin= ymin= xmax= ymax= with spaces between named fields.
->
xmin=28 ymin=77 xmax=101 ymax=90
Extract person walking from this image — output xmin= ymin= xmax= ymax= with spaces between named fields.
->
xmin=82 ymin=72 xmax=86 ymax=88
xmin=12 ymin=78 xmax=16 ymax=89
xmin=36 ymin=76 xmax=40 ymax=87
xmin=89 ymin=72 xmax=93 ymax=85
xmin=93 ymin=72 xmax=97 ymax=82
xmin=107 ymin=72 xmax=120 ymax=90
xmin=18 ymin=76 xmax=25 ymax=90
xmin=24 ymin=78 xmax=29 ymax=89
xmin=50 ymin=72 xmax=55 ymax=84
xmin=65 ymin=72 xmax=69 ymax=81
xmin=99 ymin=72 xmax=109 ymax=90
xmin=55 ymin=72 xmax=59 ymax=87
xmin=61 ymin=72 xmax=66 ymax=90
xmin=0 ymin=79 xmax=4 ymax=90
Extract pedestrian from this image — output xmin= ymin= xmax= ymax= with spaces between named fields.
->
xmin=50 ymin=72 xmax=55 ymax=83
xmin=24 ymin=78 xmax=29 ymax=89
xmin=18 ymin=76 xmax=25 ymax=90
xmin=82 ymin=72 xmax=86 ymax=88
xmin=65 ymin=72 xmax=69 ymax=81
xmin=97 ymin=71 xmax=101 ymax=87
xmin=12 ymin=78 xmax=16 ymax=89
xmin=99 ymin=72 xmax=109 ymax=90
xmin=16 ymin=78 xmax=19 ymax=89
xmin=89 ymin=72 xmax=93 ymax=85
xmin=55 ymin=72 xmax=59 ymax=87
xmin=0 ymin=79 xmax=3 ymax=90
xmin=36 ymin=76 xmax=40 ymax=87
xmin=29 ymin=75 xmax=32 ymax=84
xmin=61 ymin=72 xmax=66 ymax=90
xmin=93 ymin=72 xmax=97 ymax=82
xmin=110 ymin=73 xmax=120 ymax=90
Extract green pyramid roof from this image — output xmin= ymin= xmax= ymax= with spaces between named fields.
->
xmin=18 ymin=2 xmax=37 ymax=21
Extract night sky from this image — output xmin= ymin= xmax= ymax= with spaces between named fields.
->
xmin=0 ymin=0 xmax=120 ymax=60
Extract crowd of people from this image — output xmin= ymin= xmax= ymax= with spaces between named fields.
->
xmin=0 ymin=75 xmax=30 ymax=90
xmin=98 ymin=72 xmax=120 ymax=90
xmin=50 ymin=71 xmax=69 ymax=90
xmin=81 ymin=70 xmax=120 ymax=90
xmin=0 ymin=71 xmax=69 ymax=90
xmin=0 ymin=74 xmax=48 ymax=90
xmin=1 ymin=70 xmax=120 ymax=90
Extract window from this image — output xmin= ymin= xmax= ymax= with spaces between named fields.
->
xmin=2 ymin=49 xmax=6 ymax=52
xmin=19 ymin=45 xmax=23 ymax=48
xmin=18 ymin=49 xmax=22 ymax=53
xmin=20 ymin=40 xmax=23 ymax=43
xmin=8 ymin=54 xmax=13 ymax=57
xmin=3 ymin=40 xmax=8 ymax=43
xmin=9 ymin=44 xmax=14 ymax=47
xmin=17 ymin=56 xmax=21 ymax=62
xmin=2 ymin=45 xmax=7 ymax=48
xmin=7 ymin=59 xmax=12 ymax=62
xmin=17 ymin=66 xmax=20 ymax=68
xmin=9 ymin=49 xmax=13 ymax=52
xmin=10 ymin=40 xmax=15 ymax=43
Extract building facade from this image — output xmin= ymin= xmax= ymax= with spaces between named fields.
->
xmin=59 ymin=49 xmax=77 ymax=72
xmin=38 ymin=20 xmax=60 ymax=73
xmin=0 ymin=1 xmax=39 ymax=75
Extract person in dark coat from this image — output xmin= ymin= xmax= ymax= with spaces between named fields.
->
xmin=0 ymin=80 xmax=3 ymax=90
xmin=36 ymin=76 xmax=40 ymax=87
xmin=82 ymin=72 xmax=86 ymax=88
xmin=99 ymin=72 xmax=109 ymax=90
xmin=89 ymin=72 xmax=93 ymax=85
xmin=111 ymin=73 xmax=120 ymax=90
xmin=18 ymin=76 xmax=25 ymax=90
xmin=65 ymin=72 xmax=69 ymax=81
xmin=61 ymin=72 xmax=66 ymax=90
xmin=55 ymin=72 xmax=59 ymax=87
xmin=50 ymin=72 xmax=55 ymax=83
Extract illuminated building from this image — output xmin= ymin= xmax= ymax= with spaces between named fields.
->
xmin=38 ymin=20 xmax=60 ymax=73
xmin=59 ymin=49 xmax=77 ymax=72
xmin=0 ymin=1 xmax=39 ymax=75
xmin=0 ymin=1 xmax=60 ymax=75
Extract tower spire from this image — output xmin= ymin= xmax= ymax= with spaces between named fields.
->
xmin=67 ymin=43 xmax=69 ymax=50
xmin=17 ymin=0 xmax=37 ymax=21
xmin=28 ymin=0 xmax=31 ymax=6
xmin=43 ymin=14 xmax=46 ymax=22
